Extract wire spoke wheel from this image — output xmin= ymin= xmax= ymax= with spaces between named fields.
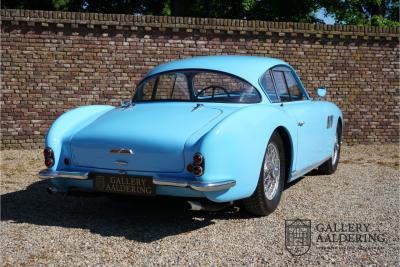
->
xmin=318 ymin=124 xmax=341 ymax=175
xmin=263 ymin=142 xmax=280 ymax=200
xmin=332 ymin=132 xmax=339 ymax=165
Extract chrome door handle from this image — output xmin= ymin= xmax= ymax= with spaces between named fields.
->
xmin=297 ymin=121 xmax=305 ymax=126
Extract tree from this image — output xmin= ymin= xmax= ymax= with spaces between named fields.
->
xmin=1 ymin=0 xmax=320 ymax=22
xmin=319 ymin=0 xmax=400 ymax=26
xmin=247 ymin=0 xmax=321 ymax=22
xmin=2 ymin=0 xmax=399 ymax=26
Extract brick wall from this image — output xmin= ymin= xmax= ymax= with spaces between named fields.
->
xmin=1 ymin=9 xmax=399 ymax=148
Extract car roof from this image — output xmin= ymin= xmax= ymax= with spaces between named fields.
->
xmin=144 ymin=55 xmax=290 ymax=88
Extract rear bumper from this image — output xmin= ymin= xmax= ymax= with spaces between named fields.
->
xmin=38 ymin=169 xmax=236 ymax=192
xmin=38 ymin=169 xmax=89 ymax=180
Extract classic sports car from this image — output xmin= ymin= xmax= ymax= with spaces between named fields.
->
xmin=39 ymin=56 xmax=343 ymax=216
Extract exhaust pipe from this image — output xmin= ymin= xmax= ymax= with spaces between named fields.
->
xmin=47 ymin=186 xmax=58 ymax=194
xmin=187 ymin=201 xmax=203 ymax=211
xmin=187 ymin=200 xmax=232 ymax=211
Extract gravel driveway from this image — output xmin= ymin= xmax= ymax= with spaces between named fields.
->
xmin=1 ymin=145 xmax=399 ymax=266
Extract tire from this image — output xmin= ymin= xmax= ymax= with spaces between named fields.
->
xmin=242 ymin=132 xmax=286 ymax=216
xmin=318 ymin=124 xmax=342 ymax=175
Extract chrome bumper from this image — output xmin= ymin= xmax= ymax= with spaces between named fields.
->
xmin=38 ymin=169 xmax=236 ymax=192
xmin=38 ymin=169 xmax=89 ymax=180
xmin=153 ymin=177 xmax=236 ymax=192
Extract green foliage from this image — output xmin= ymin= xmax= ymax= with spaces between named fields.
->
xmin=248 ymin=0 xmax=321 ymax=22
xmin=371 ymin=15 xmax=400 ymax=26
xmin=320 ymin=0 xmax=399 ymax=26
xmin=52 ymin=0 xmax=70 ymax=11
xmin=2 ymin=0 xmax=399 ymax=26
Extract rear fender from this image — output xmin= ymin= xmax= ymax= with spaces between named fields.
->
xmin=320 ymin=102 xmax=344 ymax=156
xmin=198 ymin=105 xmax=298 ymax=202
xmin=45 ymin=105 xmax=114 ymax=171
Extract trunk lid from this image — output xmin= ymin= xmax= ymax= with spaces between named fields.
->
xmin=70 ymin=103 xmax=223 ymax=172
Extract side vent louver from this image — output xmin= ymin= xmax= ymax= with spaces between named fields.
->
xmin=327 ymin=115 xmax=334 ymax=129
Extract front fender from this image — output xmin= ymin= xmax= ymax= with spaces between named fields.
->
xmin=198 ymin=105 xmax=298 ymax=202
xmin=45 ymin=105 xmax=114 ymax=171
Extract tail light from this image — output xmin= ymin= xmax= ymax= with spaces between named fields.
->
xmin=193 ymin=153 xmax=204 ymax=165
xmin=45 ymin=158 xmax=54 ymax=167
xmin=44 ymin=148 xmax=53 ymax=158
xmin=193 ymin=166 xmax=203 ymax=176
xmin=186 ymin=164 xmax=193 ymax=172
xmin=187 ymin=153 xmax=204 ymax=176
xmin=43 ymin=147 xmax=54 ymax=168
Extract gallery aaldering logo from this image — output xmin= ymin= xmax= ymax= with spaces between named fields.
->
xmin=285 ymin=219 xmax=386 ymax=256
xmin=285 ymin=219 xmax=312 ymax=256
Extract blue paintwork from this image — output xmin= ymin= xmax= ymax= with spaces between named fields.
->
xmin=46 ymin=105 xmax=114 ymax=172
xmin=44 ymin=56 xmax=343 ymax=203
xmin=70 ymin=103 xmax=229 ymax=172
xmin=317 ymin=87 xmax=327 ymax=97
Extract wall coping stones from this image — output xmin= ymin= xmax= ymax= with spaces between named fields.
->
xmin=1 ymin=9 xmax=399 ymax=39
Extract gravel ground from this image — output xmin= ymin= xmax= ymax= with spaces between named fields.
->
xmin=1 ymin=145 xmax=399 ymax=266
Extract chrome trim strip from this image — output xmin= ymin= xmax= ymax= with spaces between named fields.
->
xmin=38 ymin=169 xmax=89 ymax=180
xmin=109 ymin=149 xmax=134 ymax=155
xmin=153 ymin=178 xmax=236 ymax=192
xmin=289 ymin=156 xmax=331 ymax=181
xmin=189 ymin=180 xmax=236 ymax=192
xmin=114 ymin=160 xmax=128 ymax=165
xmin=153 ymin=177 xmax=188 ymax=188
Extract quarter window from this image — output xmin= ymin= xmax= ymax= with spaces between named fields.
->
xmin=260 ymin=72 xmax=279 ymax=103
xmin=262 ymin=66 xmax=306 ymax=103
xmin=272 ymin=71 xmax=291 ymax=102
xmin=284 ymin=71 xmax=304 ymax=101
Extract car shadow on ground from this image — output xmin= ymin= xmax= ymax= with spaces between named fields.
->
xmin=1 ymin=180 xmax=253 ymax=243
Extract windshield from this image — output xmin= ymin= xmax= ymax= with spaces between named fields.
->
xmin=133 ymin=70 xmax=261 ymax=103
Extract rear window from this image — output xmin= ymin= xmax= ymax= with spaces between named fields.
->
xmin=134 ymin=70 xmax=261 ymax=103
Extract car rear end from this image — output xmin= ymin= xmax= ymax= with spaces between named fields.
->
xmin=39 ymin=103 xmax=238 ymax=201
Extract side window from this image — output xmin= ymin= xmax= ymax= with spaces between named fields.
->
xmin=272 ymin=71 xmax=291 ymax=102
xmin=260 ymin=71 xmax=279 ymax=103
xmin=284 ymin=71 xmax=304 ymax=101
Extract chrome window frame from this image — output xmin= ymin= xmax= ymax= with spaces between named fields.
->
xmin=259 ymin=64 xmax=310 ymax=103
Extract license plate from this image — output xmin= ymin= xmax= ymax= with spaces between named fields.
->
xmin=93 ymin=173 xmax=155 ymax=196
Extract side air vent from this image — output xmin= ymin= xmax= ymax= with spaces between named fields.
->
xmin=327 ymin=115 xmax=334 ymax=129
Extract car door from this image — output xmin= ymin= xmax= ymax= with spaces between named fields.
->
xmin=266 ymin=66 xmax=327 ymax=175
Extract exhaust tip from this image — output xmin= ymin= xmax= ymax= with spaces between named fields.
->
xmin=187 ymin=201 xmax=203 ymax=211
xmin=186 ymin=200 xmax=233 ymax=211
xmin=47 ymin=187 xmax=58 ymax=194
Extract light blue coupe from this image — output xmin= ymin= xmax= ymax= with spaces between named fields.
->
xmin=39 ymin=56 xmax=343 ymax=216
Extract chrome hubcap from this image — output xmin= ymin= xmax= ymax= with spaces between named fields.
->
xmin=263 ymin=142 xmax=280 ymax=200
xmin=332 ymin=133 xmax=339 ymax=165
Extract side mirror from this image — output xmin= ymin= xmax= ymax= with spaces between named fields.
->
xmin=316 ymin=87 xmax=327 ymax=99
xmin=120 ymin=99 xmax=132 ymax=107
